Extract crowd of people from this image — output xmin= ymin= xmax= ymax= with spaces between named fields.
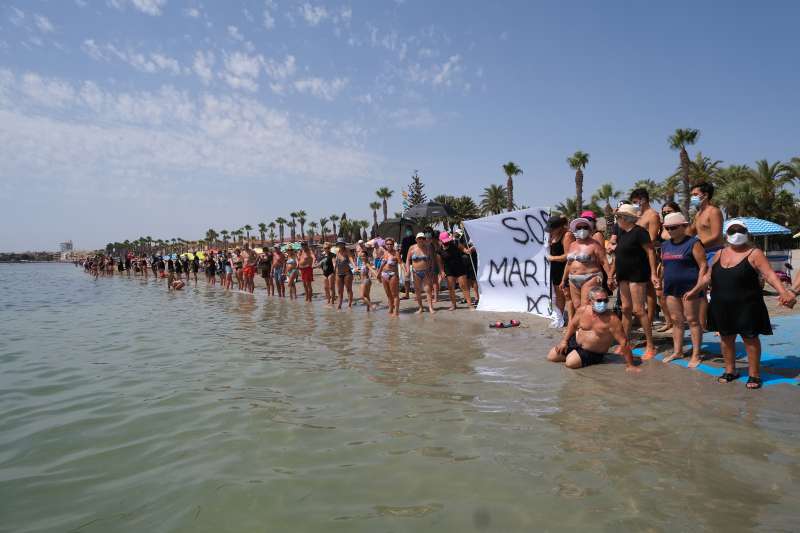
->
xmin=80 ymin=182 xmax=797 ymax=390
xmin=80 ymin=226 xmax=481 ymax=318
xmin=546 ymin=182 xmax=797 ymax=388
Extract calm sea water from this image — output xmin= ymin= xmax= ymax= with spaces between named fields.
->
xmin=0 ymin=264 xmax=798 ymax=532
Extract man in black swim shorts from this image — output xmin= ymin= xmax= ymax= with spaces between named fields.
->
xmin=547 ymin=287 xmax=639 ymax=372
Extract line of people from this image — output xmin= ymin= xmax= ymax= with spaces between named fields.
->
xmin=80 ymin=228 xmax=481 ymax=317
xmin=546 ymin=183 xmax=796 ymax=389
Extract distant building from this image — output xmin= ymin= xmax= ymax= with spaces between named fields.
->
xmin=59 ymin=240 xmax=73 ymax=252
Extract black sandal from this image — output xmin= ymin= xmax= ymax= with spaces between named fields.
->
xmin=746 ymin=376 xmax=763 ymax=390
xmin=718 ymin=372 xmax=740 ymax=384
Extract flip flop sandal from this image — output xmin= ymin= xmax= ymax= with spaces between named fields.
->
xmin=718 ymin=372 xmax=740 ymax=384
xmin=746 ymin=376 xmax=763 ymax=389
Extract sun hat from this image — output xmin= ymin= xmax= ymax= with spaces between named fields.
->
xmin=569 ymin=217 xmax=592 ymax=233
xmin=439 ymin=231 xmax=453 ymax=244
xmin=416 ymin=232 xmax=425 ymax=239
xmin=663 ymin=212 xmax=688 ymax=226
xmin=546 ymin=215 xmax=567 ymax=229
xmin=724 ymin=218 xmax=748 ymax=233
xmin=616 ymin=204 xmax=640 ymax=218
xmin=580 ymin=210 xmax=596 ymax=220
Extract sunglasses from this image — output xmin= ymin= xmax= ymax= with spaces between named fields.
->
xmin=575 ymin=226 xmax=590 ymax=231
xmin=726 ymin=227 xmax=747 ymax=235
xmin=664 ymin=225 xmax=684 ymax=231
xmin=593 ymin=298 xmax=609 ymax=303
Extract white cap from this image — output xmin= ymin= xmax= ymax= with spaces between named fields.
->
xmin=724 ymin=218 xmax=748 ymax=233
xmin=416 ymin=232 xmax=426 ymax=239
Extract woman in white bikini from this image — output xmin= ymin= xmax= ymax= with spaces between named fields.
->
xmin=378 ymin=238 xmax=401 ymax=316
xmin=561 ymin=217 xmax=614 ymax=307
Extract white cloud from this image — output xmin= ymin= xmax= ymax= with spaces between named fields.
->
xmin=299 ymin=3 xmax=327 ymax=26
xmin=432 ymin=54 xmax=461 ymax=86
xmin=109 ymin=0 xmax=167 ymax=16
xmin=227 ymin=25 xmax=244 ymax=41
xmin=184 ymin=7 xmax=200 ymax=18
xmin=386 ymin=107 xmax=436 ymax=129
xmin=150 ymin=53 xmax=180 ymax=75
xmin=294 ymin=77 xmax=348 ymax=101
xmin=82 ymin=40 xmax=182 ymax=75
xmin=263 ymin=0 xmax=276 ymax=29
xmin=263 ymin=55 xmax=296 ymax=80
xmin=9 ymin=7 xmax=25 ymax=26
xmin=21 ymin=73 xmax=75 ymax=107
xmin=75 ymin=0 xmax=88 ymax=7
xmin=192 ymin=50 xmax=214 ymax=84
xmin=33 ymin=14 xmax=54 ymax=33
xmin=0 ymin=70 xmax=374 ymax=201
xmin=222 ymin=51 xmax=262 ymax=92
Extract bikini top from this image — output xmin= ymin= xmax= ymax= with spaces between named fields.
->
xmin=286 ymin=258 xmax=297 ymax=267
xmin=411 ymin=250 xmax=429 ymax=261
xmin=567 ymin=252 xmax=594 ymax=264
xmin=385 ymin=256 xmax=397 ymax=266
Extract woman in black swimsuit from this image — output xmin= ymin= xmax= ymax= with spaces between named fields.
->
xmin=546 ymin=215 xmax=568 ymax=325
xmin=334 ymin=238 xmax=354 ymax=310
xmin=437 ymin=231 xmax=473 ymax=310
xmin=685 ymin=219 xmax=796 ymax=389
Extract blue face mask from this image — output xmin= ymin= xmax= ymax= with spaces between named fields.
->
xmin=592 ymin=301 xmax=608 ymax=314
xmin=690 ymin=195 xmax=702 ymax=207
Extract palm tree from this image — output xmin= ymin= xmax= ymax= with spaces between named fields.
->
xmin=781 ymin=156 xmax=800 ymax=180
xmin=502 ymin=161 xmax=523 ymax=212
xmin=358 ymin=219 xmax=370 ymax=240
xmin=319 ymin=217 xmax=329 ymax=242
xmin=668 ymin=128 xmax=700 ymax=214
xmin=375 ymin=187 xmax=394 ymax=222
xmin=308 ymin=221 xmax=319 ymax=243
xmin=329 ymin=214 xmax=340 ymax=237
xmin=268 ymin=222 xmax=277 ymax=244
xmin=296 ymin=210 xmax=307 ymax=241
xmin=274 ymin=217 xmax=287 ymax=243
xmin=591 ymin=182 xmax=621 ymax=229
xmin=369 ymin=201 xmax=381 ymax=232
xmin=205 ymin=229 xmax=218 ymax=248
xmin=289 ymin=212 xmax=298 ymax=240
xmin=287 ymin=221 xmax=297 ymax=241
xmin=688 ymin=152 xmax=722 ymax=184
xmin=258 ymin=223 xmax=267 ymax=244
xmin=243 ymin=224 xmax=253 ymax=246
xmin=567 ymin=151 xmax=589 ymax=213
xmin=628 ymin=179 xmax=660 ymax=200
xmin=480 ymin=184 xmax=507 ymax=215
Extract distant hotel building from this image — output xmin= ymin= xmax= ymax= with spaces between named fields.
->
xmin=59 ymin=240 xmax=74 ymax=261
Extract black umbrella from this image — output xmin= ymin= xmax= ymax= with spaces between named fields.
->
xmin=403 ymin=201 xmax=453 ymax=219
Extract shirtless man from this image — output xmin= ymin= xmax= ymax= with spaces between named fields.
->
xmin=687 ymin=181 xmax=724 ymax=329
xmin=631 ymin=188 xmax=661 ymax=329
xmin=298 ymin=241 xmax=315 ymax=302
xmin=547 ymin=286 xmax=639 ymax=372
xmin=241 ymin=245 xmax=257 ymax=293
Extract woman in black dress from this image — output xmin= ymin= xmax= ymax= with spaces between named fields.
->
xmin=685 ymin=219 xmax=796 ymax=389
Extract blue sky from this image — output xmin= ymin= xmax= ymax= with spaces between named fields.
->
xmin=1 ymin=0 xmax=798 ymax=251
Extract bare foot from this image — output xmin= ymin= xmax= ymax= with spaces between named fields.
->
xmin=415 ymin=308 xmax=424 ymax=314
xmin=641 ymin=347 xmax=657 ymax=360
xmin=656 ymin=324 xmax=673 ymax=333
xmin=688 ymin=355 xmax=702 ymax=368
xmin=448 ymin=305 xmax=457 ymax=311
xmin=429 ymin=307 xmax=436 ymax=314
xmin=662 ymin=352 xmax=683 ymax=363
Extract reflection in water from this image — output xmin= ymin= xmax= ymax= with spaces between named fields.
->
xmin=0 ymin=265 xmax=797 ymax=532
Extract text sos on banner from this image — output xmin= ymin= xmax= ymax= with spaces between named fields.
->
xmin=463 ymin=207 xmax=554 ymax=318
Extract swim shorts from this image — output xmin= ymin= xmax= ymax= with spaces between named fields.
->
xmin=243 ymin=265 xmax=255 ymax=277
xmin=566 ymin=334 xmax=605 ymax=367
xmin=273 ymin=266 xmax=284 ymax=282
xmin=300 ymin=266 xmax=313 ymax=283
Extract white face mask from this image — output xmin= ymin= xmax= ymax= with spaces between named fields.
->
xmin=726 ymin=232 xmax=748 ymax=246
xmin=574 ymin=229 xmax=590 ymax=240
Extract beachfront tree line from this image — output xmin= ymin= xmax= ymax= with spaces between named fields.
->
xmin=104 ymin=127 xmax=800 ymax=255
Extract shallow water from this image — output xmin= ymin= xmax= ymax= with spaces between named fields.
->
xmin=0 ymin=264 xmax=798 ymax=532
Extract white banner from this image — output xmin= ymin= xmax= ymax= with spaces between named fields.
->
xmin=464 ymin=207 xmax=554 ymax=318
